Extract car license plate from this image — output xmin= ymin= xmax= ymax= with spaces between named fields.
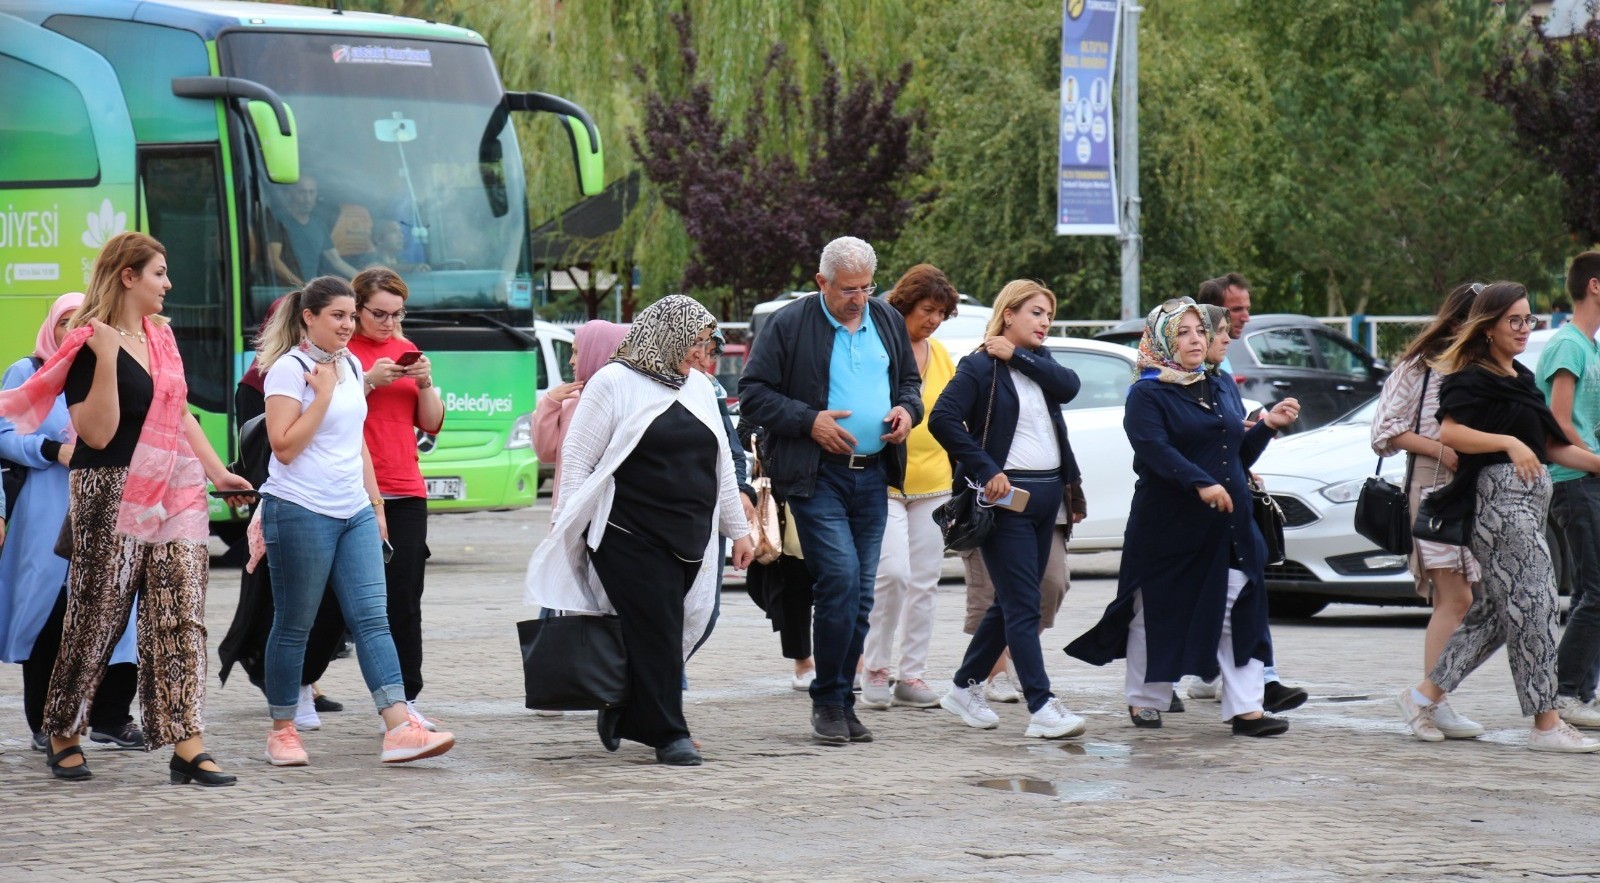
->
xmin=425 ymin=478 xmax=464 ymax=500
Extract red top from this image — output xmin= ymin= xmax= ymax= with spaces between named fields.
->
xmin=348 ymin=334 xmax=438 ymax=499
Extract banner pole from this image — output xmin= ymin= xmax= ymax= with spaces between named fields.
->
xmin=1118 ymin=1 xmax=1142 ymax=321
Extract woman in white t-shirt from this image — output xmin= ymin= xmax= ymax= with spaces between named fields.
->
xmin=254 ymin=276 xmax=455 ymax=768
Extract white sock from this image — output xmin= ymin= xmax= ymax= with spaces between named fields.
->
xmin=1411 ymin=688 xmax=1435 ymax=708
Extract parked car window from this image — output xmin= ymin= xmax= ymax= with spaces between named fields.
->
xmin=1051 ymin=350 xmax=1133 ymax=411
xmin=1310 ymin=328 xmax=1371 ymax=377
xmin=551 ymin=337 xmax=575 ymax=384
xmin=1247 ymin=328 xmax=1315 ymax=369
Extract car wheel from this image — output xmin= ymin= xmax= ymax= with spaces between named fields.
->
xmin=1267 ymin=594 xmax=1329 ymax=619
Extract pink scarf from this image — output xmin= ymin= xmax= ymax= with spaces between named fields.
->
xmin=0 ymin=317 xmax=208 ymax=544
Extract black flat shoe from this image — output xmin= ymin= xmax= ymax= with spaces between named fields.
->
xmin=1263 ymin=681 xmax=1309 ymax=713
xmin=46 ymin=744 xmax=92 ymax=781
xmin=1230 ymin=714 xmax=1290 ymax=737
xmin=655 ymin=737 xmax=702 ymax=766
xmin=170 ymin=752 xmax=238 ymax=787
xmin=1168 ymin=695 xmax=1186 ymax=713
xmin=312 ymin=694 xmax=344 ymax=713
xmin=597 ymin=706 xmax=623 ymax=752
xmin=1129 ymin=707 xmax=1163 ymax=729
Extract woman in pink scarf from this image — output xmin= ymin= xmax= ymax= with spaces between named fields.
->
xmin=533 ymin=320 xmax=628 ymax=508
xmin=0 ymin=232 xmax=253 ymax=785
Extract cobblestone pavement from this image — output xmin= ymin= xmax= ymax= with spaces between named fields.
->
xmin=3 ymin=504 xmax=1597 ymax=881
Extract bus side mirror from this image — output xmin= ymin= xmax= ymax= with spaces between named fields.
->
xmin=172 ymin=76 xmax=299 ymax=184
xmin=504 ymin=91 xmax=605 ymax=197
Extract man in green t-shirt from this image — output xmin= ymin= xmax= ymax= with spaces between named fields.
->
xmin=1536 ymin=251 xmax=1600 ymax=729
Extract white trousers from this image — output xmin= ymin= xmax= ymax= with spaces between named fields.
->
xmin=864 ymin=495 xmax=945 ymax=681
xmin=1126 ymin=568 xmax=1263 ymax=720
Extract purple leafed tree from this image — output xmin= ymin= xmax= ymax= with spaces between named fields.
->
xmin=630 ymin=13 xmax=927 ymax=320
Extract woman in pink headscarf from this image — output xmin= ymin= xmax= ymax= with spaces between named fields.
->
xmin=534 ymin=321 xmax=628 ymax=509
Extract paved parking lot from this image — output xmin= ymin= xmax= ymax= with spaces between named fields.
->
xmin=2 ymin=503 xmax=1595 ymax=881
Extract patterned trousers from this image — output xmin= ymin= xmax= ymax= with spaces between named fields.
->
xmin=43 ymin=467 xmax=210 ymax=749
xmin=1430 ymin=464 xmax=1560 ymax=716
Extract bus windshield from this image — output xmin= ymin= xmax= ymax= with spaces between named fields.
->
xmin=221 ymin=32 xmax=529 ymax=325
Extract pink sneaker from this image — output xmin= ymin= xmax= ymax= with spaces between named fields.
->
xmin=266 ymin=724 xmax=310 ymax=766
xmin=381 ymin=714 xmax=455 ymax=764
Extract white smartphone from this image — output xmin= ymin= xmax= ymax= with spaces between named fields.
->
xmin=981 ymin=486 xmax=1031 ymax=512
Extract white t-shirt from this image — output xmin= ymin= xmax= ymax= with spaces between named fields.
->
xmin=1004 ymin=367 xmax=1061 ymax=472
xmin=259 ymin=351 xmax=371 ymax=519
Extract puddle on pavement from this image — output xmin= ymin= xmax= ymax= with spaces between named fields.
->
xmin=1058 ymin=741 xmax=1132 ymax=760
xmin=973 ymin=777 xmax=1121 ymax=802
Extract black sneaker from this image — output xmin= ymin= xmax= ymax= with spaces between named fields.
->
xmin=312 ymin=693 xmax=344 ymax=713
xmin=811 ymin=705 xmax=849 ymax=744
xmin=31 ymin=730 xmax=48 ymax=752
xmin=89 ymin=721 xmax=145 ymax=749
xmin=1168 ymin=694 xmax=1186 ymax=713
xmin=1263 ymin=681 xmax=1309 ymax=714
xmin=1231 ymin=713 xmax=1290 ymax=737
xmin=843 ymin=707 xmax=874 ymax=743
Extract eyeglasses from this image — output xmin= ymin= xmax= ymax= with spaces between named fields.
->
xmin=835 ymin=283 xmax=877 ymax=298
xmin=363 ymin=306 xmax=406 ymax=323
xmin=1504 ymin=314 xmax=1542 ymax=331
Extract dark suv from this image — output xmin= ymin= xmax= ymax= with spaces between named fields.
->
xmin=1096 ymin=314 xmax=1387 ymax=432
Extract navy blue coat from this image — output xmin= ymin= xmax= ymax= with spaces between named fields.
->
xmin=1065 ymin=371 xmax=1277 ymax=681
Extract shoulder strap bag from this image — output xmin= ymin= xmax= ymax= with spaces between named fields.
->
xmin=1354 ymin=367 xmax=1428 ymax=556
xmin=747 ymin=436 xmax=783 ymax=565
xmin=933 ymin=359 xmax=1000 ymax=552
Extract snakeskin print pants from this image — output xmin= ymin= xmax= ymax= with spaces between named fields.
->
xmin=1430 ymin=463 xmax=1560 ymax=716
xmin=42 ymin=467 xmax=210 ymax=749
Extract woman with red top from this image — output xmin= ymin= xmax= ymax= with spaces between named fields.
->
xmin=347 ymin=267 xmax=444 ymax=727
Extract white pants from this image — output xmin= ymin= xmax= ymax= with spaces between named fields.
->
xmin=864 ymin=495 xmax=945 ymax=681
xmin=1126 ymin=568 xmax=1264 ymax=720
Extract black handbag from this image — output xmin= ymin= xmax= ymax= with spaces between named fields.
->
xmin=1250 ymin=478 xmax=1287 ymax=565
xmin=933 ymin=361 xmax=1000 ymax=552
xmin=1412 ymin=491 xmax=1475 ymax=548
xmin=517 ymin=614 xmax=629 ymax=711
xmin=1354 ymin=368 xmax=1429 ymax=556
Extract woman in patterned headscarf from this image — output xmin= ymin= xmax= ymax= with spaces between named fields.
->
xmin=525 ymin=295 xmax=755 ymax=766
xmin=1068 ymin=297 xmax=1302 ymax=735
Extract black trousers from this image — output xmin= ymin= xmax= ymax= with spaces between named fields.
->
xmin=778 ymin=557 xmax=815 ymax=661
xmin=591 ymin=527 xmax=699 ymax=748
xmin=24 ymin=587 xmax=136 ymax=734
xmin=383 ymin=497 xmax=429 ymax=701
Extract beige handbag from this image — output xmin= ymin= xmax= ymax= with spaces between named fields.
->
xmin=749 ymin=438 xmax=782 ymax=565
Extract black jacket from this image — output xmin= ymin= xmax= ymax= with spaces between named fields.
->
xmin=929 ymin=347 xmax=1083 ymax=494
xmin=738 ymin=294 xmax=923 ymax=498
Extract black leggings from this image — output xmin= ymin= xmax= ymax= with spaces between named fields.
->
xmin=383 ymin=496 xmax=429 ymax=701
xmin=23 ymin=587 xmax=137 ymax=734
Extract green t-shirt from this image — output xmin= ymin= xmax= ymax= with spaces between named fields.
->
xmin=1535 ymin=322 xmax=1600 ymax=482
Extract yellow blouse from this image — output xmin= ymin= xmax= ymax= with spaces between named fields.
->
xmin=895 ymin=337 xmax=956 ymax=499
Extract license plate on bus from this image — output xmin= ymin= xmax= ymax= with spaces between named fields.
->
xmin=425 ymin=478 xmax=465 ymax=500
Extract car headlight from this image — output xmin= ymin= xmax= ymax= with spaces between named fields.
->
xmin=1319 ymin=472 xmax=1404 ymax=504
xmin=505 ymin=412 xmax=533 ymax=450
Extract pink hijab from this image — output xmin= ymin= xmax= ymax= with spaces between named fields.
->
xmin=35 ymin=292 xmax=85 ymax=361
xmin=574 ymin=320 xmax=628 ymax=383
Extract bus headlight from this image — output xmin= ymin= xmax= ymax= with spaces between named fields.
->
xmin=505 ymin=411 xmax=533 ymax=449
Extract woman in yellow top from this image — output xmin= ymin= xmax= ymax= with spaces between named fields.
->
xmin=860 ymin=265 xmax=960 ymax=709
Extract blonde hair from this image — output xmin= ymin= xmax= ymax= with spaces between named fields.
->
xmin=351 ymin=266 xmax=409 ymax=341
xmin=1432 ymin=281 xmax=1529 ymax=375
xmin=71 ymin=232 xmax=171 ymax=330
xmin=255 ymin=276 xmax=356 ymax=371
xmin=984 ymin=280 xmax=1056 ymax=340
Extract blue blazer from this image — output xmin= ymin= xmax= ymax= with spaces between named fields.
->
xmin=929 ymin=347 xmax=1082 ymax=493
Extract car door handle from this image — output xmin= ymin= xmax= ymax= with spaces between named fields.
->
xmin=1271 ymin=380 xmax=1292 ymax=389
xmin=1335 ymin=384 xmax=1355 ymax=392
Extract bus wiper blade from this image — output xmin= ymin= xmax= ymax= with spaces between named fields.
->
xmin=407 ymin=308 xmax=535 ymax=348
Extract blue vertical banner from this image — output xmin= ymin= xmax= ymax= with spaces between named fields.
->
xmin=1056 ymin=0 xmax=1121 ymax=236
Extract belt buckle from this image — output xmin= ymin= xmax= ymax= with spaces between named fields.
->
xmin=847 ymin=453 xmax=868 ymax=470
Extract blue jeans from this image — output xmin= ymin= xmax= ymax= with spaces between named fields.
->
xmin=787 ymin=461 xmax=888 ymax=708
xmin=1553 ymin=475 xmax=1600 ymax=700
xmin=262 ymin=495 xmax=407 ymax=720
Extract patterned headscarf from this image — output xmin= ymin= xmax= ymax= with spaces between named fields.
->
xmin=1200 ymin=304 xmax=1231 ymax=373
xmin=1135 ymin=297 xmax=1210 ymax=386
xmin=610 ymin=295 xmax=716 ymax=389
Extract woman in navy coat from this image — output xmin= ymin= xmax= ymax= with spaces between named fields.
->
xmin=930 ymin=280 xmax=1089 ymax=740
xmin=1066 ymin=298 xmax=1299 ymax=735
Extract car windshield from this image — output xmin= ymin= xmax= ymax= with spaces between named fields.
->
xmin=1335 ymin=396 xmax=1380 ymax=425
xmin=1051 ymin=349 xmax=1135 ymax=411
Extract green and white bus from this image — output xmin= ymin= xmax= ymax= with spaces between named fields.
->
xmin=0 ymin=0 xmax=602 ymax=528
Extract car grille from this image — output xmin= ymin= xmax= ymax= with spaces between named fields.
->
xmin=1264 ymin=560 xmax=1319 ymax=583
xmin=1271 ymin=494 xmax=1319 ymax=527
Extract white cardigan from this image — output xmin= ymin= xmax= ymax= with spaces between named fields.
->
xmin=524 ymin=363 xmax=750 ymax=657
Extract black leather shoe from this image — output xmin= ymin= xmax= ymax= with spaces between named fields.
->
xmin=312 ymin=694 xmax=344 ymax=713
xmin=1263 ymin=681 xmax=1309 ymax=713
xmin=1130 ymin=707 xmax=1163 ymax=729
xmin=655 ymin=737 xmax=703 ymax=766
xmin=811 ymin=705 xmax=849 ymax=744
xmin=843 ymin=707 xmax=874 ymax=743
xmin=46 ymin=744 xmax=92 ymax=781
xmin=170 ymin=752 xmax=237 ymax=786
xmin=597 ymin=706 xmax=623 ymax=752
xmin=1231 ymin=714 xmax=1290 ymax=737
xmin=1168 ymin=695 xmax=1186 ymax=713
xmin=90 ymin=721 xmax=145 ymax=749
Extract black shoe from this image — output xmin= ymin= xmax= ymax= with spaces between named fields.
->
xmin=312 ymin=694 xmax=344 ymax=713
xmin=655 ymin=737 xmax=703 ymax=766
xmin=169 ymin=752 xmax=237 ymax=787
xmin=46 ymin=744 xmax=92 ymax=781
xmin=89 ymin=721 xmax=145 ymax=750
xmin=1263 ymin=681 xmax=1309 ymax=713
xmin=843 ymin=707 xmax=874 ymax=743
xmin=811 ymin=705 xmax=849 ymax=744
xmin=1231 ymin=714 xmax=1290 ymax=737
xmin=334 ymin=641 xmax=354 ymax=659
xmin=597 ymin=706 xmax=623 ymax=752
xmin=31 ymin=731 xmax=48 ymax=752
xmin=1130 ymin=707 xmax=1163 ymax=729
xmin=1168 ymin=695 xmax=1186 ymax=713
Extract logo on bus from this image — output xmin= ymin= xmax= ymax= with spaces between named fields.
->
xmin=82 ymin=199 xmax=127 ymax=249
xmin=443 ymin=391 xmax=514 ymax=415
xmin=331 ymin=44 xmax=434 ymax=67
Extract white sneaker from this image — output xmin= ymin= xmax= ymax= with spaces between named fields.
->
xmin=940 ymin=681 xmax=1000 ymax=729
xmin=406 ymin=700 xmax=439 ymax=732
xmin=1184 ymin=676 xmax=1220 ymax=700
xmin=860 ymin=668 xmax=892 ymax=710
xmin=534 ymin=710 xmax=564 ymax=718
xmin=294 ymin=684 xmax=322 ymax=731
xmin=1395 ymin=689 xmax=1444 ymax=742
xmin=1555 ymin=695 xmax=1600 ymax=729
xmin=791 ymin=670 xmax=816 ymax=692
xmin=984 ymin=672 xmax=1023 ymax=704
xmin=1025 ymin=699 xmax=1087 ymax=739
xmin=1528 ymin=720 xmax=1600 ymax=753
xmin=1431 ymin=699 xmax=1485 ymax=739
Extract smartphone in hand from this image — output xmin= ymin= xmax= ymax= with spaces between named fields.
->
xmin=395 ymin=350 xmax=422 ymax=367
xmin=382 ymin=539 xmax=395 ymax=564
xmin=981 ymin=486 xmax=1031 ymax=512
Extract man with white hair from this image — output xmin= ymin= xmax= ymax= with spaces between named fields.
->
xmin=739 ymin=236 xmax=923 ymax=744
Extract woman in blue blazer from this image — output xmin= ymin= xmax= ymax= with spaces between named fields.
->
xmin=930 ymin=280 xmax=1087 ymax=740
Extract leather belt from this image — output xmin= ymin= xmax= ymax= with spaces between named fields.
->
xmin=820 ymin=451 xmax=880 ymax=470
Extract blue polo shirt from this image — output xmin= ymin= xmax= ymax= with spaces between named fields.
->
xmin=823 ymin=304 xmax=893 ymax=456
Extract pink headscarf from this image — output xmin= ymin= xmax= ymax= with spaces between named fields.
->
xmin=574 ymin=320 xmax=629 ymax=383
xmin=34 ymin=292 xmax=85 ymax=361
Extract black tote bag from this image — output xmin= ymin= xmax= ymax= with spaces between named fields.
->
xmin=1354 ymin=368 xmax=1429 ymax=556
xmin=933 ymin=360 xmax=999 ymax=552
xmin=517 ymin=614 xmax=629 ymax=711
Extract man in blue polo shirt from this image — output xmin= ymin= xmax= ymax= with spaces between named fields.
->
xmin=739 ymin=236 xmax=923 ymax=745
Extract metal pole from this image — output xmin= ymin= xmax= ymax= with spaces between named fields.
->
xmin=1118 ymin=2 xmax=1142 ymax=321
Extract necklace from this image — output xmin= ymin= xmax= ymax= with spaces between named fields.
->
xmin=114 ymin=326 xmax=147 ymax=344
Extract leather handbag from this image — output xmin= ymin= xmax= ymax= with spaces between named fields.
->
xmin=1354 ymin=368 xmax=1428 ymax=556
xmin=517 ymin=614 xmax=629 ymax=711
xmin=747 ymin=437 xmax=782 ymax=565
xmin=933 ymin=360 xmax=1000 ymax=552
xmin=1250 ymin=478 xmax=1287 ymax=565
xmin=1412 ymin=488 xmax=1474 ymax=548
